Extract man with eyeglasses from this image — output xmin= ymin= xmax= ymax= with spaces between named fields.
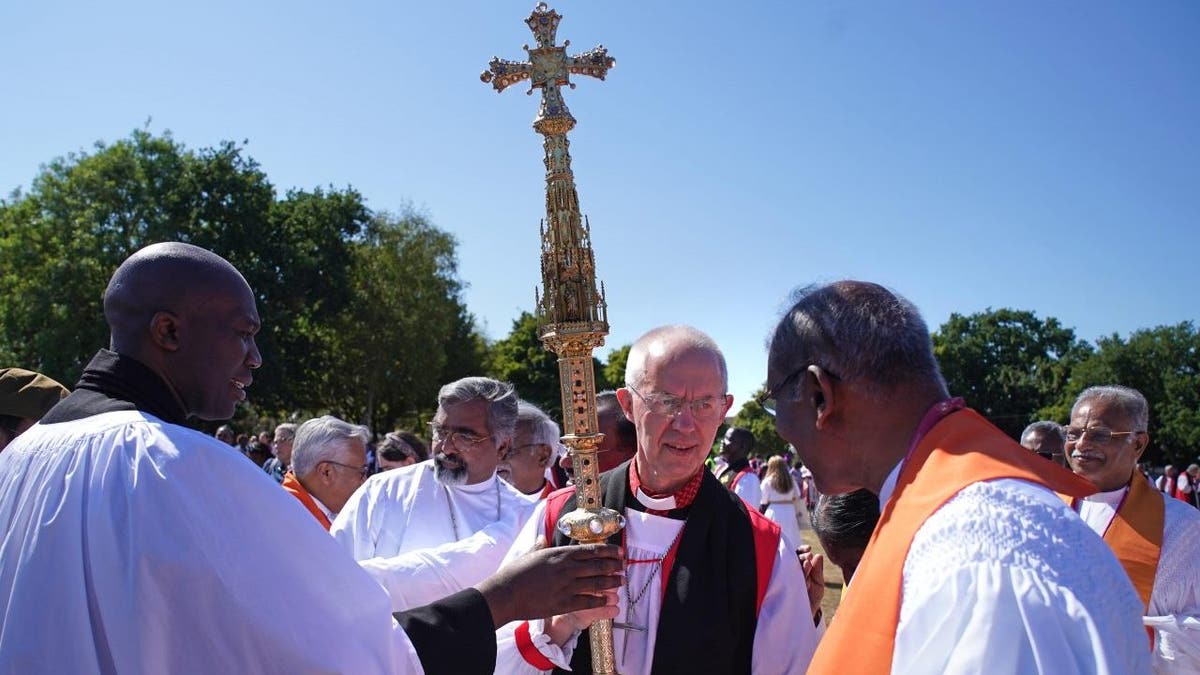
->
xmin=332 ymin=376 xmax=539 ymax=612
xmin=768 ymin=281 xmax=1148 ymax=674
xmin=1020 ymin=420 xmax=1068 ymax=466
xmin=0 ymin=244 xmax=624 ymax=674
xmin=1066 ymin=385 xmax=1200 ymax=671
xmin=283 ymin=415 xmax=371 ymax=530
xmin=499 ymin=400 xmax=565 ymax=500
xmin=495 ymin=324 xmax=819 ymax=674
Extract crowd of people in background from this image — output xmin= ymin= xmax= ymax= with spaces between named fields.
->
xmin=1 ymin=242 xmax=1198 ymax=672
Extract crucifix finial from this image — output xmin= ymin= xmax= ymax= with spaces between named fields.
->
xmin=480 ymin=2 xmax=615 ymax=136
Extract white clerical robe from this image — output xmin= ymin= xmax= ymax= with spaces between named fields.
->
xmin=1079 ymin=486 xmax=1200 ymax=673
xmin=332 ymin=459 xmax=537 ymax=612
xmin=0 ymin=411 xmax=421 ymax=673
xmin=876 ymin=464 xmax=1151 ymax=674
xmin=493 ymin=497 xmax=819 ymax=674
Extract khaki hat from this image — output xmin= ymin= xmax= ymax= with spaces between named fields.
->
xmin=0 ymin=368 xmax=70 ymax=419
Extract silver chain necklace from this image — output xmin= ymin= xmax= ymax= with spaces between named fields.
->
xmin=613 ymin=523 xmax=687 ymax=665
xmin=443 ymin=478 xmax=502 ymax=542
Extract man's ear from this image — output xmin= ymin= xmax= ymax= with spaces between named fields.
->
xmin=149 ymin=311 xmax=182 ymax=352
xmin=616 ymin=388 xmax=635 ymax=422
xmin=806 ymin=365 xmax=837 ymax=431
xmin=495 ymin=439 xmax=510 ymax=461
xmin=1133 ymin=432 xmax=1150 ymax=460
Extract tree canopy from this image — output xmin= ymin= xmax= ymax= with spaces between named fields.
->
xmin=0 ymin=129 xmax=483 ymax=433
xmin=932 ymin=309 xmax=1093 ymax=440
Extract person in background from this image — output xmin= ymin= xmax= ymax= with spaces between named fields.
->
xmin=376 ymin=430 xmax=429 ymax=472
xmin=760 ymin=455 xmax=809 ymax=550
xmin=0 ymin=368 xmax=69 ymax=452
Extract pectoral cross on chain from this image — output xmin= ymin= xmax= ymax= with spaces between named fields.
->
xmin=613 ymin=604 xmax=647 ymax=665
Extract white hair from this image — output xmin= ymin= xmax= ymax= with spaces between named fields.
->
xmin=517 ymin=400 xmax=564 ymax=460
xmin=438 ymin=377 xmax=519 ymax=444
xmin=291 ymin=415 xmax=369 ymax=477
xmin=1071 ymin=385 xmax=1150 ymax=432
xmin=624 ymin=325 xmax=728 ymax=390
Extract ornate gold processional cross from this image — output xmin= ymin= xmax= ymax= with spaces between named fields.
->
xmin=481 ymin=4 xmax=624 ymax=673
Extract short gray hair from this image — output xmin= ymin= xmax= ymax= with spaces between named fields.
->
xmin=291 ymin=415 xmax=370 ymax=477
xmin=438 ymin=377 xmax=519 ymax=444
xmin=768 ymin=281 xmax=946 ymax=393
xmin=274 ymin=422 xmax=297 ymax=442
xmin=1071 ymin=385 xmax=1150 ymax=432
xmin=1021 ymin=420 xmax=1065 ymax=445
xmin=625 ymin=325 xmax=728 ymax=390
xmin=517 ymin=400 xmax=564 ymax=460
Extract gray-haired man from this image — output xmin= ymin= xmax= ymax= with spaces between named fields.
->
xmin=498 ymin=400 xmax=564 ymax=499
xmin=332 ymin=376 xmax=539 ymax=612
xmin=284 ymin=416 xmax=369 ymax=530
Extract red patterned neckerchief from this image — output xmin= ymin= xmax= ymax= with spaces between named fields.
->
xmin=628 ymin=456 xmax=703 ymax=516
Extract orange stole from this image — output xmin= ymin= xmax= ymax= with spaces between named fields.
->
xmin=1066 ymin=472 xmax=1163 ymax=648
xmin=807 ymin=409 xmax=1096 ymax=674
xmin=282 ymin=471 xmax=333 ymax=531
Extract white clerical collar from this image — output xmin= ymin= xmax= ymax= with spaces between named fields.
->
xmin=878 ymin=461 xmax=903 ymax=511
xmin=454 ymin=472 xmax=498 ymax=495
xmin=635 ymin=488 xmax=677 ymax=511
xmin=1082 ymin=484 xmax=1128 ymax=506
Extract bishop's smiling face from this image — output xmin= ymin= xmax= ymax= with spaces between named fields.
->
xmin=619 ymin=346 xmax=731 ymax=495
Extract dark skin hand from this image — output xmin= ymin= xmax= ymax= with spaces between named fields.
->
xmin=475 ymin=542 xmax=624 ymax=628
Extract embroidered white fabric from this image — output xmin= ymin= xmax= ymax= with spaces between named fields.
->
xmin=895 ymin=478 xmax=1151 ymax=674
xmin=1148 ymin=497 xmax=1200 ymax=673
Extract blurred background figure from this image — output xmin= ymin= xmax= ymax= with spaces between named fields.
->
xmin=0 ymin=367 xmax=69 ymax=452
xmin=498 ymin=401 xmax=563 ymax=500
xmin=558 ymin=390 xmax=637 ymax=481
xmin=1021 ymin=420 xmax=1067 ymax=467
xmin=263 ymin=422 xmax=296 ymax=483
xmin=812 ymin=490 xmax=880 ymax=588
xmin=214 ymin=424 xmax=236 ymax=446
xmin=376 ymin=431 xmax=429 ymax=472
xmin=760 ymin=455 xmax=809 ymax=550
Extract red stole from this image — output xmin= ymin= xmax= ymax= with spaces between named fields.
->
xmin=281 ymin=471 xmax=333 ymax=531
xmin=807 ymin=409 xmax=1096 ymax=673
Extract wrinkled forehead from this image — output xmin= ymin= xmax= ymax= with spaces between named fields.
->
xmin=1070 ymin=397 xmax=1132 ymax=427
xmin=642 ymin=346 xmax=726 ymax=395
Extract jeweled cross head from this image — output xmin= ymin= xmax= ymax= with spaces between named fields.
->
xmin=480 ymin=3 xmax=615 ymax=131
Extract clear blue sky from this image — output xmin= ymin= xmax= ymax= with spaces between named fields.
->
xmin=3 ymin=1 xmax=1197 ymax=408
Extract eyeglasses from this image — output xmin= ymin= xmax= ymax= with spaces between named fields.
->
xmin=625 ymin=384 xmax=728 ymax=421
xmin=322 ymin=460 xmax=370 ymax=480
xmin=1063 ymin=427 xmax=1141 ymax=445
xmin=756 ymin=366 xmax=842 ymax=417
xmin=429 ymin=423 xmax=491 ymax=448
xmin=501 ymin=443 xmax=549 ymax=461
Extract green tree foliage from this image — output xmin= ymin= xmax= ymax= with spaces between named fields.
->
xmin=1046 ymin=323 xmax=1200 ymax=466
xmin=933 ymin=309 xmax=1092 ymax=439
xmin=602 ymin=344 xmax=631 ymax=391
xmin=484 ymin=311 xmax=611 ymax=420
xmin=326 ymin=211 xmax=483 ymax=433
xmin=730 ymin=387 xmax=790 ymax=458
xmin=0 ymin=129 xmax=482 ymax=434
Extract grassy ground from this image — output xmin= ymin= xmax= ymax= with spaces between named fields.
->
xmin=799 ymin=528 xmax=844 ymax=621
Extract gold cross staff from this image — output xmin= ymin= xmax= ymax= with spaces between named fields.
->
xmin=482 ymin=4 xmax=624 ymax=673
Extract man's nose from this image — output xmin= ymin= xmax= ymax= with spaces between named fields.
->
xmin=670 ymin=407 xmax=698 ymax=431
xmin=247 ymin=339 xmax=263 ymax=370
